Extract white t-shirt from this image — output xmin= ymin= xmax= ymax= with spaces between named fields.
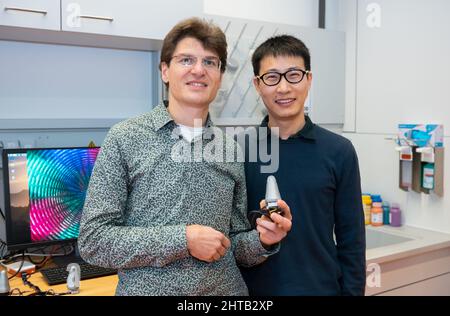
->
xmin=178 ymin=124 xmax=203 ymax=142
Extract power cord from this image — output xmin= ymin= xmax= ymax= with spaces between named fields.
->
xmin=0 ymin=244 xmax=74 ymax=264
xmin=8 ymin=288 xmax=32 ymax=296
xmin=21 ymin=273 xmax=71 ymax=296
xmin=21 ymin=272 xmax=44 ymax=295
xmin=6 ymin=251 xmax=26 ymax=280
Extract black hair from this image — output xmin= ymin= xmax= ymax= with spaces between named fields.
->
xmin=251 ymin=35 xmax=311 ymax=75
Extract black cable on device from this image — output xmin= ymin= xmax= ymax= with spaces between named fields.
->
xmin=248 ymin=208 xmax=284 ymax=229
xmin=8 ymin=251 xmax=26 ymax=280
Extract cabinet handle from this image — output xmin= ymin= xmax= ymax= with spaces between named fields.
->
xmin=79 ymin=15 xmax=114 ymax=22
xmin=4 ymin=7 xmax=48 ymax=15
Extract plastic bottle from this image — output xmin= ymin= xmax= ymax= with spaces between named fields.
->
xmin=362 ymin=195 xmax=372 ymax=225
xmin=382 ymin=201 xmax=390 ymax=225
xmin=422 ymin=163 xmax=435 ymax=190
xmin=371 ymin=195 xmax=382 ymax=203
xmin=371 ymin=202 xmax=383 ymax=226
xmin=390 ymin=203 xmax=402 ymax=227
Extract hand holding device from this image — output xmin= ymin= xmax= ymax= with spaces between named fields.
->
xmin=249 ymin=176 xmax=285 ymax=227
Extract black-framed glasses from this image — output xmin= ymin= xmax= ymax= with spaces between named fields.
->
xmin=171 ymin=54 xmax=222 ymax=71
xmin=256 ymin=69 xmax=310 ymax=86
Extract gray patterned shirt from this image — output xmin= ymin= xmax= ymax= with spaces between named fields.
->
xmin=78 ymin=104 xmax=272 ymax=296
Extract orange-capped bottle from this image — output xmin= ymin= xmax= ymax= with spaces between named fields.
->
xmin=371 ymin=202 xmax=383 ymax=226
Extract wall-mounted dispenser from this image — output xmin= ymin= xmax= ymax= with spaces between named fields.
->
xmin=396 ymin=124 xmax=444 ymax=197
xmin=396 ymin=145 xmax=413 ymax=191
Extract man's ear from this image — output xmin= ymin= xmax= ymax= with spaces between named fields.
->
xmin=253 ymin=77 xmax=262 ymax=95
xmin=216 ymin=71 xmax=223 ymax=86
xmin=161 ymin=62 xmax=169 ymax=84
xmin=306 ymin=71 xmax=313 ymax=90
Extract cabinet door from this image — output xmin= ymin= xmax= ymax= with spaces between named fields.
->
xmin=0 ymin=0 xmax=60 ymax=30
xmin=378 ymin=273 xmax=450 ymax=296
xmin=61 ymin=0 xmax=203 ymax=40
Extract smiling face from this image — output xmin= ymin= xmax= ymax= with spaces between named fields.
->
xmin=254 ymin=54 xmax=312 ymax=123
xmin=161 ymin=37 xmax=223 ymax=111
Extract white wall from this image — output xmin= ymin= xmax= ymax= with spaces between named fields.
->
xmin=339 ymin=0 xmax=450 ymax=233
xmin=204 ymin=0 xmax=319 ymax=28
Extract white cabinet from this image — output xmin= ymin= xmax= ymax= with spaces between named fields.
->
xmin=61 ymin=0 xmax=203 ymax=39
xmin=378 ymin=273 xmax=450 ymax=296
xmin=1 ymin=0 xmax=203 ymax=51
xmin=0 ymin=0 xmax=60 ymax=30
xmin=366 ymin=246 xmax=450 ymax=296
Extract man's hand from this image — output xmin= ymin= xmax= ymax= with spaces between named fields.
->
xmin=257 ymin=199 xmax=292 ymax=247
xmin=186 ymin=225 xmax=231 ymax=263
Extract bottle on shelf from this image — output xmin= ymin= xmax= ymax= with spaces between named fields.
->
xmin=362 ymin=194 xmax=372 ymax=225
xmin=390 ymin=203 xmax=402 ymax=227
xmin=371 ymin=201 xmax=383 ymax=227
xmin=382 ymin=201 xmax=390 ymax=225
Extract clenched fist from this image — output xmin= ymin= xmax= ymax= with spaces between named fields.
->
xmin=186 ymin=225 xmax=231 ymax=263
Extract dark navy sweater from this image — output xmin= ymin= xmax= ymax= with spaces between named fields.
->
xmin=240 ymin=116 xmax=366 ymax=296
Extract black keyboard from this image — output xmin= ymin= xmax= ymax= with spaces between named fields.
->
xmin=40 ymin=262 xmax=117 ymax=285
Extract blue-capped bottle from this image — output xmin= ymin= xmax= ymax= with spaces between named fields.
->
xmin=382 ymin=201 xmax=390 ymax=225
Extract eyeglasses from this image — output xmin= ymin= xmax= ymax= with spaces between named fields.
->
xmin=256 ymin=69 xmax=310 ymax=86
xmin=170 ymin=54 xmax=222 ymax=71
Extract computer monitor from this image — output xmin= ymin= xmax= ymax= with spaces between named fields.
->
xmin=1 ymin=147 xmax=100 ymax=251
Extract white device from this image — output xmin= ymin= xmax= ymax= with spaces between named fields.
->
xmin=5 ymin=261 xmax=36 ymax=276
xmin=66 ymin=263 xmax=81 ymax=294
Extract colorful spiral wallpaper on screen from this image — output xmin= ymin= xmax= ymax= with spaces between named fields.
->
xmin=26 ymin=148 xmax=100 ymax=242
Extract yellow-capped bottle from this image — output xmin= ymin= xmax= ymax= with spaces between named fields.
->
xmin=362 ymin=195 xmax=372 ymax=225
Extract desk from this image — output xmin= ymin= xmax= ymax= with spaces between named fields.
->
xmin=8 ymin=272 xmax=118 ymax=296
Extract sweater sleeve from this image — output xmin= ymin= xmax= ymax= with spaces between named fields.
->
xmin=78 ymin=128 xmax=190 ymax=269
xmin=334 ymin=141 xmax=366 ymax=295
xmin=229 ymin=160 xmax=278 ymax=267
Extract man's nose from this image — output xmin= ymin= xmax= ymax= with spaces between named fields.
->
xmin=276 ymin=76 xmax=291 ymax=93
xmin=190 ymin=60 xmax=206 ymax=75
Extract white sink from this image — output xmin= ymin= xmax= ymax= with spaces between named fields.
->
xmin=366 ymin=228 xmax=414 ymax=249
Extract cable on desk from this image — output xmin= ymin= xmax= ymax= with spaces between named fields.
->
xmin=8 ymin=288 xmax=32 ymax=296
xmin=21 ymin=272 xmax=72 ymax=296
xmin=0 ymin=244 xmax=74 ymax=265
xmin=21 ymin=272 xmax=43 ymax=295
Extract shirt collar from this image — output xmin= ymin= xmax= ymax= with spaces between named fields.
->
xmin=260 ymin=115 xmax=316 ymax=140
xmin=151 ymin=103 xmax=213 ymax=131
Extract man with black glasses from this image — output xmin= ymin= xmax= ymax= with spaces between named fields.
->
xmin=240 ymin=35 xmax=366 ymax=296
